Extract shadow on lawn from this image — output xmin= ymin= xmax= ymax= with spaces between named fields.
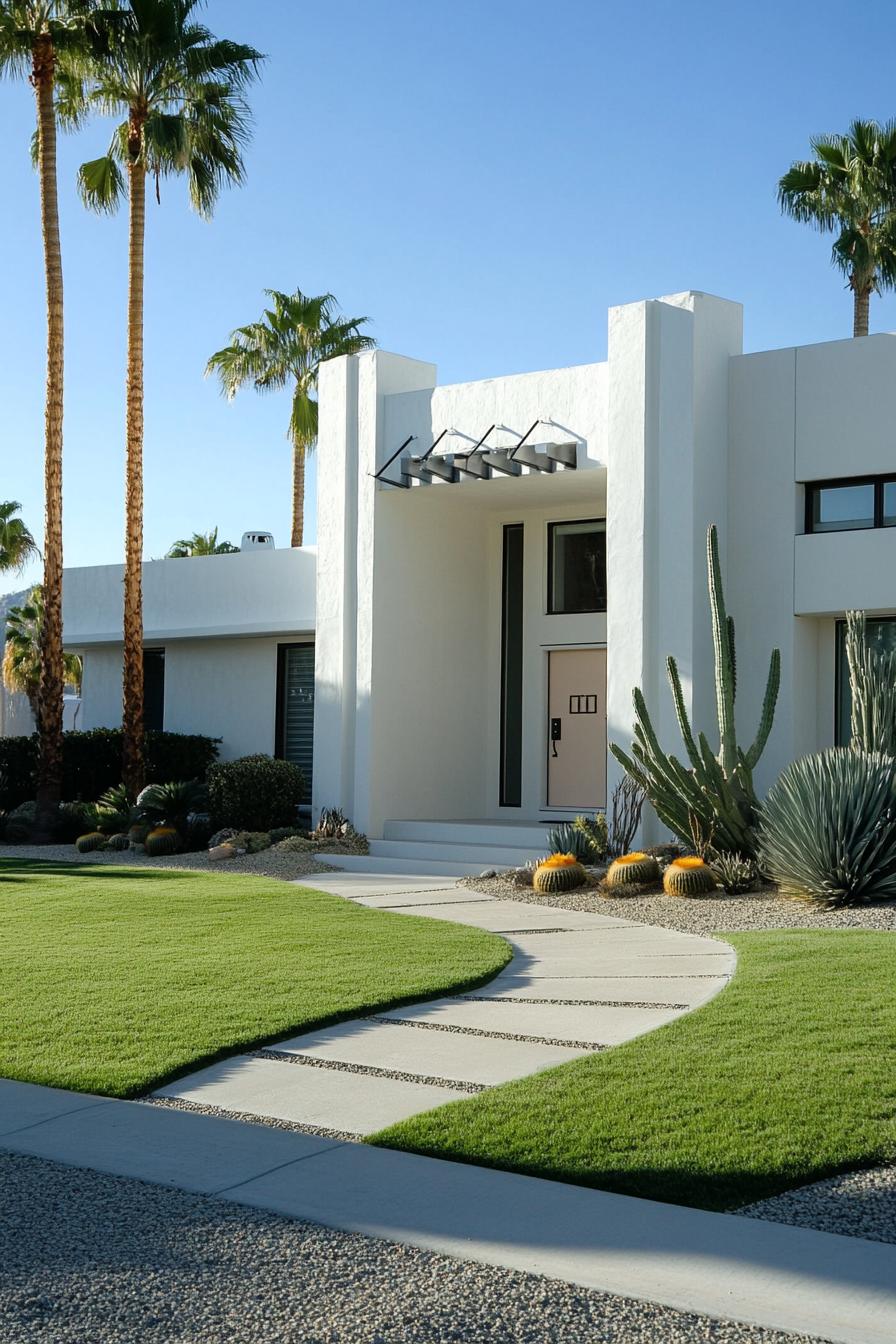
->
xmin=0 ymin=858 xmax=198 ymax=881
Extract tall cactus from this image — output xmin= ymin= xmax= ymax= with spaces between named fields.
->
xmin=845 ymin=610 xmax=896 ymax=756
xmin=610 ymin=524 xmax=780 ymax=857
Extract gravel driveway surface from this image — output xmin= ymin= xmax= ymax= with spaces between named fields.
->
xmin=0 ymin=1151 xmax=828 ymax=1344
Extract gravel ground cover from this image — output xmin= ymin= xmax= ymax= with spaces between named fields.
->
xmin=0 ymin=841 xmax=340 ymax=880
xmin=740 ymin=1164 xmax=896 ymax=1245
xmin=461 ymin=874 xmax=896 ymax=933
xmin=0 ymin=1151 xmax=829 ymax=1344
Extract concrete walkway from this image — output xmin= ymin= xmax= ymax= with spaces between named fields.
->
xmin=154 ymin=874 xmax=736 ymax=1135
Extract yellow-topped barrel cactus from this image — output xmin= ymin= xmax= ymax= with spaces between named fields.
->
xmin=663 ymin=856 xmax=717 ymax=897
xmin=533 ymin=853 xmax=587 ymax=894
xmin=606 ymin=852 xmax=660 ymax=889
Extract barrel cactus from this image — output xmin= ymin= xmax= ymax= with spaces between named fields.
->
xmin=533 ymin=853 xmax=587 ymax=893
xmin=606 ymin=852 xmax=660 ymax=888
xmin=105 ymin=833 xmax=132 ymax=852
xmin=663 ymin=856 xmax=717 ymax=897
xmin=144 ymin=826 xmax=179 ymax=857
xmin=75 ymin=831 xmax=106 ymax=854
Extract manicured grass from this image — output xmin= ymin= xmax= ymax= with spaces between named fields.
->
xmin=373 ymin=931 xmax=896 ymax=1210
xmin=0 ymin=860 xmax=511 ymax=1098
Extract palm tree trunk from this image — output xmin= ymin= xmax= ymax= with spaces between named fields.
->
xmin=122 ymin=153 xmax=146 ymax=797
xmin=854 ymin=284 xmax=871 ymax=338
xmin=291 ymin=442 xmax=305 ymax=547
xmin=32 ymin=35 xmax=65 ymax=839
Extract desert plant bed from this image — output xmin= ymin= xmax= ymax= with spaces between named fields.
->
xmin=460 ymin=873 xmax=896 ymax=933
xmin=373 ymin=930 xmax=896 ymax=1210
xmin=0 ymin=860 xmax=510 ymax=1098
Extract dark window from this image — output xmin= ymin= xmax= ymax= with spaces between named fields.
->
xmin=276 ymin=643 xmax=314 ymax=805
xmin=143 ymin=649 xmax=165 ymax=732
xmin=500 ymin=525 xmax=524 ymax=807
xmin=548 ymin=520 xmax=606 ymax=614
xmin=835 ymin=616 xmax=896 ymax=745
xmin=806 ymin=476 xmax=896 ymax=534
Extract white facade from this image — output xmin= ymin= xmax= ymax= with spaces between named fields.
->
xmin=18 ymin=288 xmax=895 ymax=845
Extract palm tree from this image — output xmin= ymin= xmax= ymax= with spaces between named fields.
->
xmin=779 ymin=120 xmax=896 ymax=337
xmin=166 ymin=527 xmax=238 ymax=557
xmin=206 ymin=289 xmax=375 ymax=546
xmin=3 ymin=585 xmax=81 ymax=721
xmin=0 ymin=500 xmax=39 ymax=574
xmin=0 ymin=2 xmax=89 ymax=831
xmin=77 ymin=0 xmax=261 ymax=795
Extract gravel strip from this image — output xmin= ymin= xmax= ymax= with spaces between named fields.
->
xmin=145 ymin=1095 xmax=358 ymax=1142
xmin=461 ymin=876 xmax=896 ymax=933
xmin=0 ymin=1151 xmax=830 ymax=1344
xmin=0 ymin=841 xmax=341 ymax=882
xmin=739 ymin=1164 xmax=896 ymax=1245
xmin=253 ymin=1048 xmax=487 ymax=1093
xmin=368 ymin=1015 xmax=605 ymax=1052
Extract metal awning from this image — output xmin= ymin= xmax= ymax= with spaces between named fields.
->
xmin=372 ymin=421 xmax=578 ymax=489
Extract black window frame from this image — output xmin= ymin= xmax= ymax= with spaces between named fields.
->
xmin=143 ymin=647 xmax=165 ymax=733
xmin=275 ymin=640 xmax=315 ymax=809
xmin=805 ymin=474 xmax=896 ymax=535
xmin=499 ymin=524 xmax=524 ymax=808
xmin=546 ymin=518 xmax=607 ymax=615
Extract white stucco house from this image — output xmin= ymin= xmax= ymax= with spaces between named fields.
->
xmin=40 ymin=289 xmax=896 ymax=872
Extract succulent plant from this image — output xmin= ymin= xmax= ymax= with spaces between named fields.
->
xmin=574 ymin=813 xmax=609 ymax=861
xmin=230 ymin=830 xmax=272 ymax=854
xmin=545 ymin=821 xmax=592 ymax=863
xmin=105 ymin=833 xmax=132 ymax=852
xmin=144 ymin=827 xmax=179 ymax=857
xmin=75 ymin=832 xmax=107 ymax=854
xmin=533 ymin=853 xmax=587 ymax=893
xmin=709 ymin=850 xmax=761 ymax=894
xmin=663 ymin=857 xmax=717 ymax=897
xmin=605 ymin=852 xmax=661 ymax=888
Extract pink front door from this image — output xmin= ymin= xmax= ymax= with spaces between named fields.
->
xmin=547 ymin=648 xmax=607 ymax=808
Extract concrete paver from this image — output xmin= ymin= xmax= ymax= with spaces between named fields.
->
xmin=485 ymin=973 xmax=731 ymax=1007
xmin=273 ymin=1018 xmax=588 ymax=1085
xmin=379 ymin=996 xmax=687 ymax=1044
xmin=156 ymin=1054 xmax=471 ymax=1133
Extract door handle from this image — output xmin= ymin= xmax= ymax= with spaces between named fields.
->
xmin=550 ymin=717 xmax=562 ymax=757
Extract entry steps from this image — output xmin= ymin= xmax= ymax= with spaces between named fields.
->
xmin=316 ymin=818 xmax=566 ymax=878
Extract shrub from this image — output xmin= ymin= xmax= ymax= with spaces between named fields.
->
xmin=270 ymin=825 xmax=307 ymax=843
xmin=274 ymin=835 xmax=318 ymax=853
xmin=144 ymin=827 xmax=179 ymax=857
xmin=0 ymin=729 xmax=219 ymax=811
xmin=75 ymin=832 xmax=106 ymax=853
xmin=229 ymin=830 xmax=273 ymax=854
xmin=90 ymin=784 xmax=133 ymax=835
xmin=54 ymin=802 xmax=93 ymax=843
xmin=1 ymin=818 xmax=32 ymax=845
xmin=207 ymin=755 xmax=304 ymax=831
xmin=759 ymin=749 xmax=896 ymax=907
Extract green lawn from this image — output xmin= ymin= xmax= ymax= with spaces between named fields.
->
xmin=0 ymin=860 xmax=511 ymax=1098
xmin=373 ymin=930 xmax=896 ymax=1210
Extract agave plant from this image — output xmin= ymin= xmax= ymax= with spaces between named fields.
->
xmin=759 ymin=748 xmax=896 ymax=906
xmin=545 ymin=820 xmax=593 ymax=863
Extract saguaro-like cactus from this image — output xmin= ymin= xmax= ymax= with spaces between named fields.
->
xmin=844 ymin=610 xmax=896 ymax=757
xmin=610 ymin=525 xmax=780 ymax=857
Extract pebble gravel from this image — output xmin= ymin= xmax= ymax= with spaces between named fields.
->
xmin=0 ymin=841 xmax=341 ymax=882
xmin=0 ymin=1151 xmax=830 ymax=1344
xmin=739 ymin=1164 xmax=896 ymax=1245
xmin=462 ymin=875 xmax=896 ymax=934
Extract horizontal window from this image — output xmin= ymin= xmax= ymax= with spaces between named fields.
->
xmin=806 ymin=475 xmax=896 ymax=534
xmin=548 ymin=520 xmax=606 ymax=614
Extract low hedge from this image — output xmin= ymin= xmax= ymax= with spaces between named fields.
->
xmin=0 ymin=729 xmax=220 ymax=810
xmin=207 ymin=754 xmax=304 ymax=831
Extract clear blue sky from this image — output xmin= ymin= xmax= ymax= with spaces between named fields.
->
xmin=4 ymin=0 xmax=896 ymax=595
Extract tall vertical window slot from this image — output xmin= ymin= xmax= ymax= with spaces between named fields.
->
xmin=500 ymin=525 xmax=524 ymax=807
xmin=143 ymin=649 xmax=165 ymax=731
xmin=277 ymin=643 xmax=315 ymax=807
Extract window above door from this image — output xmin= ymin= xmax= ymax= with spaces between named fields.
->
xmin=547 ymin=519 xmax=606 ymax=614
xmin=806 ymin=475 xmax=896 ymax=534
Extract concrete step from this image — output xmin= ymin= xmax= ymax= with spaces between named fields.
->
xmin=315 ymin=853 xmax=505 ymax=878
xmin=369 ymin=839 xmax=543 ymax=867
xmin=383 ymin=819 xmax=562 ymax=848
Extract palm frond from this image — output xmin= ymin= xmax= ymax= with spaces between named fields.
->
xmin=78 ymin=151 xmax=125 ymax=212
